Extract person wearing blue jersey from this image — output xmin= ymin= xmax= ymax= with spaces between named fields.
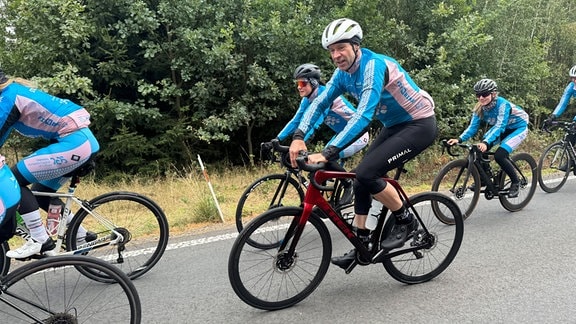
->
xmin=288 ymin=18 xmax=437 ymax=270
xmin=277 ymin=63 xmax=369 ymax=204
xmin=0 ymin=70 xmax=99 ymax=258
xmin=447 ymin=78 xmax=529 ymax=198
xmin=0 ymin=155 xmax=21 ymax=243
xmin=544 ymin=65 xmax=576 ymax=171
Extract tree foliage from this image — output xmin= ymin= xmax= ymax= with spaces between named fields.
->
xmin=0 ymin=0 xmax=574 ymax=178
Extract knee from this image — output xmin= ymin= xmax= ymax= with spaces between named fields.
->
xmin=494 ymin=147 xmax=510 ymax=163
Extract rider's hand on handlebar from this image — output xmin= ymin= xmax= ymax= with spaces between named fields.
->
xmin=476 ymin=142 xmax=488 ymax=152
xmin=289 ymin=140 xmax=307 ymax=168
xmin=307 ymin=153 xmax=328 ymax=164
xmin=446 ymin=138 xmax=459 ymax=146
xmin=542 ymin=114 xmax=556 ymax=130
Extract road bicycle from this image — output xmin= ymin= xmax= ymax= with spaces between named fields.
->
xmin=228 ymin=156 xmax=464 ymax=310
xmin=538 ymin=120 xmax=576 ymax=193
xmin=432 ymin=140 xmax=537 ymax=222
xmin=0 ymin=254 xmax=141 ymax=323
xmin=1 ymin=159 xmax=170 ymax=283
xmin=235 ymin=139 xmax=354 ymax=248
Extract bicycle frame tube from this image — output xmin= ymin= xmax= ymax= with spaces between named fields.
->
xmin=30 ymin=190 xmax=123 ymax=253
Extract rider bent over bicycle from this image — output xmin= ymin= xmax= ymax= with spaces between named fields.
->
xmin=447 ymin=78 xmax=529 ymax=198
xmin=0 ymin=71 xmax=100 ymax=258
xmin=289 ymin=18 xmax=437 ymax=270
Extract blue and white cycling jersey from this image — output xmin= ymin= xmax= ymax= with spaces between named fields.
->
xmin=277 ymin=85 xmax=355 ymax=142
xmin=552 ymin=81 xmax=576 ymax=120
xmin=0 ymin=83 xmax=92 ymax=148
xmin=297 ymin=48 xmax=434 ymax=155
xmin=458 ymin=96 xmax=529 ymax=146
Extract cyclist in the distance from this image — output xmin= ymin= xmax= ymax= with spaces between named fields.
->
xmin=543 ymin=65 xmax=576 ymax=170
xmin=447 ymin=78 xmax=529 ymax=198
xmin=0 ymin=70 xmax=100 ymax=258
xmin=276 ymin=63 xmax=369 ymax=204
xmin=288 ymin=18 xmax=437 ymax=270
xmin=0 ymin=155 xmax=20 ymax=244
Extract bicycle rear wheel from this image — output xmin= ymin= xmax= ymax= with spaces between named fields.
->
xmin=0 ymin=255 xmax=141 ymax=323
xmin=228 ymin=207 xmax=331 ymax=310
xmin=235 ymin=174 xmax=305 ymax=248
xmin=0 ymin=241 xmax=9 ymax=277
xmin=499 ymin=153 xmax=537 ymax=211
xmin=431 ymin=159 xmax=480 ymax=223
xmin=537 ymin=141 xmax=570 ymax=193
xmin=381 ymin=192 xmax=464 ymax=284
xmin=67 ymin=191 xmax=169 ymax=282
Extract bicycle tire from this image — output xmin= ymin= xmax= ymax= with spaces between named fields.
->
xmin=0 ymin=255 xmax=141 ymax=323
xmin=0 ymin=241 xmax=9 ymax=277
xmin=381 ymin=192 xmax=464 ymax=284
xmin=66 ymin=191 xmax=169 ymax=282
xmin=499 ymin=153 xmax=537 ymax=211
xmin=431 ymin=158 xmax=480 ymax=223
xmin=537 ymin=141 xmax=570 ymax=193
xmin=235 ymin=174 xmax=305 ymax=248
xmin=228 ymin=206 xmax=331 ymax=310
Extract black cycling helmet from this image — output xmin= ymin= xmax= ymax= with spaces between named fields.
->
xmin=473 ymin=78 xmax=498 ymax=94
xmin=293 ymin=63 xmax=321 ymax=81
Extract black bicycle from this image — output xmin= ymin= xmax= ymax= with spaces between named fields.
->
xmin=432 ymin=139 xmax=537 ymax=223
xmin=228 ymin=156 xmax=463 ymax=310
xmin=538 ymin=120 xmax=576 ymax=193
xmin=235 ymin=139 xmax=353 ymax=248
xmin=0 ymin=254 xmax=141 ymax=323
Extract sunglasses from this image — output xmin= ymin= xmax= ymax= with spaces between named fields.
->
xmin=295 ymin=80 xmax=309 ymax=88
xmin=476 ymin=92 xmax=492 ymax=98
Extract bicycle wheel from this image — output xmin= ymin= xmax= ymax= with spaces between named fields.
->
xmin=235 ymin=174 xmax=305 ymax=248
xmin=431 ymin=159 xmax=480 ymax=223
xmin=537 ymin=141 xmax=570 ymax=193
xmin=0 ymin=241 xmax=9 ymax=277
xmin=499 ymin=153 xmax=538 ymax=211
xmin=228 ymin=206 xmax=331 ymax=310
xmin=67 ymin=191 xmax=169 ymax=282
xmin=381 ymin=192 xmax=464 ymax=284
xmin=0 ymin=255 xmax=141 ymax=323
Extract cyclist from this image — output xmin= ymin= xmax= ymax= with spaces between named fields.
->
xmin=276 ymin=63 xmax=370 ymax=204
xmin=0 ymin=155 xmax=21 ymax=243
xmin=543 ymin=65 xmax=576 ymax=171
xmin=0 ymin=70 xmax=100 ymax=258
xmin=447 ymin=78 xmax=529 ymax=198
xmin=288 ymin=18 xmax=437 ymax=270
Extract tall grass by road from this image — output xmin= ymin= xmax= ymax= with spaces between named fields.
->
xmin=72 ymin=132 xmax=553 ymax=235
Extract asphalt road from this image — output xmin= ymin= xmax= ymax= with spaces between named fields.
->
xmin=132 ymin=179 xmax=576 ymax=323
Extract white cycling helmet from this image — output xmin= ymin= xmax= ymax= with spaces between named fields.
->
xmin=569 ymin=65 xmax=576 ymax=78
xmin=322 ymin=18 xmax=363 ymax=49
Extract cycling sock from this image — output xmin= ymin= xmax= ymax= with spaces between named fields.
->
xmin=21 ymin=210 xmax=50 ymax=243
xmin=392 ymin=205 xmax=412 ymax=223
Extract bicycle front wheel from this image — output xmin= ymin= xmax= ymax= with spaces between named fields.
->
xmin=382 ymin=192 xmax=464 ymax=284
xmin=499 ymin=153 xmax=537 ymax=211
xmin=431 ymin=159 xmax=480 ymax=223
xmin=235 ymin=174 xmax=305 ymax=248
xmin=537 ymin=141 xmax=570 ymax=193
xmin=0 ymin=255 xmax=141 ymax=323
xmin=228 ymin=207 xmax=331 ymax=310
xmin=67 ymin=191 xmax=169 ymax=282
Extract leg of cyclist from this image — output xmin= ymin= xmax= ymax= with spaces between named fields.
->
xmin=332 ymin=132 xmax=370 ymax=205
xmin=331 ymin=117 xmax=437 ymax=269
xmin=6 ymin=129 xmax=99 ymax=258
xmin=495 ymin=127 xmax=527 ymax=198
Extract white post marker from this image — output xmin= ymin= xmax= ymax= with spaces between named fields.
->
xmin=197 ymin=154 xmax=225 ymax=222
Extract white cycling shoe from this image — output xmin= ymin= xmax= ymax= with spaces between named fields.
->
xmin=6 ymin=239 xmax=56 ymax=259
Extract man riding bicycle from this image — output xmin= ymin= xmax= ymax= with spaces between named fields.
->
xmin=288 ymin=18 xmax=437 ymax=270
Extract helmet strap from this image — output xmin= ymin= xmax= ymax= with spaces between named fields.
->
xmin=344 ymin=43 xmax=360 ymax=72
